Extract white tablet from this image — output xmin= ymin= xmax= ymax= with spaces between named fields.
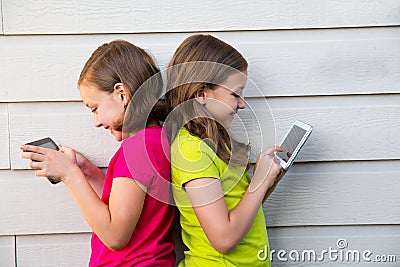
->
xmin=274 ymin=120 xmax=313 ymax=170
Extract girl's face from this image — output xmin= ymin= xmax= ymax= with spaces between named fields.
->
xmin=201 ymin=71 xmax=247 ymax=129
xmin=80 ymin=83 xmax=127 ymax=142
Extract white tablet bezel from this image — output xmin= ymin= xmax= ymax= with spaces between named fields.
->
xmin=274 ymin=120 xmax=313 ymax=170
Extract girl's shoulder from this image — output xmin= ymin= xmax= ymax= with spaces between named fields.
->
xmin=173 ymin=127 xmax=201 ymax=149
xmin=119 ymin=126 xmax=170 ymax=184
xmin=122 ymin=126 xmax=170 ymax=163
xmin=174 ymin=127 xmax=201 ymax=145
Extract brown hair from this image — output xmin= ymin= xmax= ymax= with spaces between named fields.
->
xmin=78 ymin=39 xmax=167 ymax=133
xmin=165 ymin=34 xmax=250 ymax=167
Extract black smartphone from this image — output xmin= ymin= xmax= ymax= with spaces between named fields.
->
xmin=25 ymin=137 xmax=61 ymax=184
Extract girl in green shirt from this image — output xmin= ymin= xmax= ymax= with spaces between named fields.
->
xmin=165 ymin=34 xmax=285 ymax=266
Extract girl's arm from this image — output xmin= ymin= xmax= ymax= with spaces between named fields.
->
xmin=184 ymin=146 xmax=283 ymax=255
xmin=65 ymin=170 xmax=145 ymax=250
xmin=263 ymin=168 xmax=286 ymax=203
xmin=20 ymin=144 xmax=145 ymax=250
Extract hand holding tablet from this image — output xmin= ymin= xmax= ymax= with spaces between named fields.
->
xmin=24 ymin=137 xmax=61 ymax=184
xmin=274 ymin=120 xmax=313 ymax=170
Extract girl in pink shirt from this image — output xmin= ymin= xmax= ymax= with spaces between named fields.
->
xmin=20 ymin=40 xmax=175 ymax=266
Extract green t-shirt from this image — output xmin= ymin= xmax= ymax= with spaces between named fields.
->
xmin=171 ymin=128 xmax=271 ymax=267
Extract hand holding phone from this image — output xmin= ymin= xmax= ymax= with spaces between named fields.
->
xmin=274 ymin=120 xmax=313 ymax=170
xmin=24 ymin=137 xmax=61 ymax=184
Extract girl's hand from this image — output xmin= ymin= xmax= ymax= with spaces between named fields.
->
xmin=20 ymin=144 xmax=80 ymax=183
xmin=74 ymin=150 xmax=91 ymax=174
xmin=250 ymin=146 xmax=284 ymax=192
xmin=71 ymin=149 xmax=105 ymax=197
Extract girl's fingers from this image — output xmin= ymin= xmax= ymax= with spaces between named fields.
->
xmin=29 ymin=160 xmax=43 ymax=170
xmin=262 ymin=146 xmax=283 ymax=156
xmin=35 ymin=169 xmax=47 ymax=177
xmin=20 ymin=151 xmax=46 ymax=162
xmin=20 ymin=144 xmax=46 ymax=154
xmin=58 ymin=145 xmax=71 ymax=153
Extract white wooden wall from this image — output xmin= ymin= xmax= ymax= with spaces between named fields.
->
xmin=1 ymin=1 xmax=399 ymax=266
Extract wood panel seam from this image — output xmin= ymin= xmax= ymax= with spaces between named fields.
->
xmin=7 ymin=103 xmax=11 ymax=169
xmin=14 ymin=235 xmax=17 ymax=267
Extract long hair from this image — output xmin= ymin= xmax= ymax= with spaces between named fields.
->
xmin=165 ymin=34 xmax=250 ymax=167
xmin=78 ymin=39 xmax=167 ymax=134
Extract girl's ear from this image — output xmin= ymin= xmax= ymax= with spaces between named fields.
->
xmin=114 ymin=83 xmax=129 ymax=106
xmin=194 ymin=89 xmax=207 ymax=105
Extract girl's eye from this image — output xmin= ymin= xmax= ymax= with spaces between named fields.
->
xmin=232 ymin=93 xmax=241 ymax=98
xmin=91 ymin=108 xmax=97 ymax=113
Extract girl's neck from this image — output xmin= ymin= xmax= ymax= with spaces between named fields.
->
xmin=146 ymin=120 xmax=160 ymax=128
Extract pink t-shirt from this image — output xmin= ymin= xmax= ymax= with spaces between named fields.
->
xmin=89 ymin=126 xmax=175 ymax=267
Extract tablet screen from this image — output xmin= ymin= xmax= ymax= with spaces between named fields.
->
xmin=275 ymin=124 xmax=307 ymax=162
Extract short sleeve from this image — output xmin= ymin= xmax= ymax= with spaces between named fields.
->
xmin=112 ymin=148 xmax=136 ymax=180
xmin=172 ymin=137 xmax=220 ymax=187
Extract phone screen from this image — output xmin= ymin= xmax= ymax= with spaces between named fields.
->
xmin=26 ymin=138 xmax=59 ymax=151
xmin=275 ymin=125 xmax=307 ymax=162
xmin=38 ymin=141 xmax=58 ymax=150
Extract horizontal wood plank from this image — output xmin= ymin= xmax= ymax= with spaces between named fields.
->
xmin=263 ymin=161 xmax=400 ymax=226
xmin=3 ymin=0 xmax=400 ymax=34
xmin=243 ymin=30 xmax=400 ymax=97
xmin=9 ymin=102 xmax=119 ymax=169
xmin=267 ymin=225 xmax=400 ymax=266
xmin=0 ymin=28 xmax=399 ymax=102
xmin=0 ymin=104 xmax=10 ymax=169
xmin=2 ymin=161 xmax=399 ymax=235
xmin=16 ymin=233 xmax=90 ymax=267
xmin=12 ymin=226 xmax=400 ymax=266
xmin=0 ymin=170 xmax=90 ymax=235
xmin=234 ymin=95 xmax=400 ymax=162
xmin=15 ymin=226 xmax=185 ymax=267
xmin=0 ymin=236 xmax=15 ymax=267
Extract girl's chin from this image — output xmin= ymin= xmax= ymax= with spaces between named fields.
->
xmin=111 ymin=129 xmax=123 ymax=141
xmin=224 ymin=116 xmax=234 ymax=129
xmin=222 ymin=121 xmax=232 ymax=129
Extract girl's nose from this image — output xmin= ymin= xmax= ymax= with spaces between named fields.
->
xmin=94 ymin=115 xmax=102 ymax=128
xmin=238 ymin=97 xmax=246 ymax=109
